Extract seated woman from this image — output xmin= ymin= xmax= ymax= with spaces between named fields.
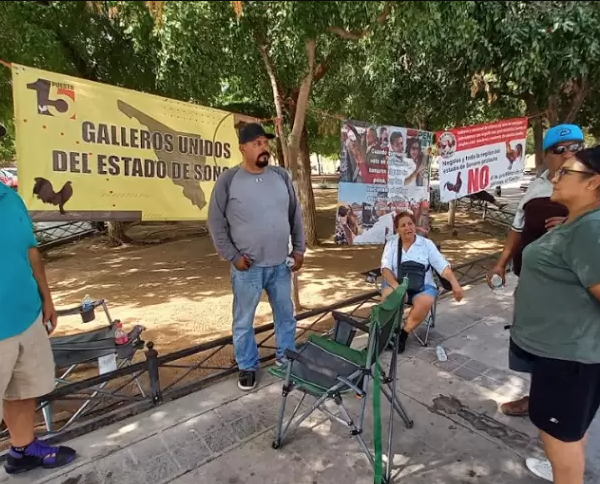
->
xmin=380 ymin=211 xmax=464 ymax=353
xmin=510 ymin=146 xmax=600 ymax=484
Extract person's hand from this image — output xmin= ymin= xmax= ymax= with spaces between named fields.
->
xmin=452 ymin=284 xmax=464 ymax=302
xmin=233 ymin=254 xmax=252 ymax=271
xmin=291 ymin=252 xmax=304 ymax=272
xmin=486 ymin=264 xmax=505 ymax=289
xmin=545 ymin=216 xmax=566 ymax=230
xmin=42 ymin=299 xmax=58 ymax=335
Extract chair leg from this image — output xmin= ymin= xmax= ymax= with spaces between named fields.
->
xmin=337 ymin=398 xmax=375 ymax=469
xmin=41 ymin=402 xmax=53 ymax=433
xmin=273 ymin=362 xmax=339 ymax=449
xmin=272 ymin=385 xmax=289 ymax=449
xmin=382 ymin=330 xmax=414 ymax=429
xmin=413 ymin=299 xmax=437 ymax=347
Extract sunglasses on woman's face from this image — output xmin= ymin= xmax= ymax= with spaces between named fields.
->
xmin=550 ymin=142 xmax=583 ymax=155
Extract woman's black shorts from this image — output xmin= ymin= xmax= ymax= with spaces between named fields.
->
xmin=510 ymin=339 xmax=600 ymax=442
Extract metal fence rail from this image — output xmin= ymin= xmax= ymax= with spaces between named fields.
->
xmin=0 ymin=250 xmax=504 ymax=455
xmin=35 ymin=222 xmax=98 ymax=251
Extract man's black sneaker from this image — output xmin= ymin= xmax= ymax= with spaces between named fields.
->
xmin=4 ymin=439 xmax=77 ymax=474
xmin=238 ymin=370 xmax=257 ymax=391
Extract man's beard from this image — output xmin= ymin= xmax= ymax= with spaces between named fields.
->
xmin=256 ymin=152 xmax=270 ymax=168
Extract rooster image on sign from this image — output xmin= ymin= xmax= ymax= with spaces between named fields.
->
xmin=32 ymin=177 xmax=73 ymax=215
xmin=443 ymin=171 xmax=463 ymax=194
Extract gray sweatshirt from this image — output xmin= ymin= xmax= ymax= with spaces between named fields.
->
xmin=207 ymin=165 xmax=305 ymax=267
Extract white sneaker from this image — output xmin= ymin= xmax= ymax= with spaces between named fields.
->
xmin=526 ymin=457 xmax=553 ymax=482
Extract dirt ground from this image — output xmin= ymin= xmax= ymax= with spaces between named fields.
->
xmin=44 ymin=184 xmax=506 ymax=353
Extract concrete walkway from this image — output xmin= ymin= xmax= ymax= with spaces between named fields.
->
xmin=6 ymin=275 xmax=600 ymax=484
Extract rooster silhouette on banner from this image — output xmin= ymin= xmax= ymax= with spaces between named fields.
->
xmin=33 ymin=177 xmax=73 ymax=214
xmin=443 ymin=171 xmax=463 ymax=194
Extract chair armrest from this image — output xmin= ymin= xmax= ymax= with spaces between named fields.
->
xmin=284 ymin=350 xmax=339 ymax=381
xmin=331 ymin=311 xmax=370 ymax=334
xmin=56 ymin=299 xmax=105 ymax=317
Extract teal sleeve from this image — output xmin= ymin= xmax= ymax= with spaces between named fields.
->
xmin=13 ymin=191 xmax=38 ymax=248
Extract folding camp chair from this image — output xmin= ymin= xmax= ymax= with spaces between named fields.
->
xmin=268 ymin=279 xmax=413 ymax=484
xmin=362 ymin=267 xmax=438 ymax=347
xmin=40 ymin=299 xmax=146 ymax=433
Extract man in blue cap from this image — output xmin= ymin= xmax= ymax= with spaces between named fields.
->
xmin=487 ymin=123 xmax=584 ymax=481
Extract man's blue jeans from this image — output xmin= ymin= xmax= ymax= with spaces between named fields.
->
xmin=231 ymin=262 xmax=297 ymax=371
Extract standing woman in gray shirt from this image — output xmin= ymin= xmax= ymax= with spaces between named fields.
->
xmin=510 ymin=146 xmax=600 ymax=484
xmin=208 ymin=123 xmax=305 ymax=392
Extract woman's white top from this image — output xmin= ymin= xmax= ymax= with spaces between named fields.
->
xmin=380 ymin=234 xmax=450 ymax=287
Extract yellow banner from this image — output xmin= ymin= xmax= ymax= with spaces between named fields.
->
xmin=11 ymin=63 xmax=252 ymax=222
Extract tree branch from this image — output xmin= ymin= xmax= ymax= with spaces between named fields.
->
xmin=255 ymin=32 xmax=290 ymax=169
xmin=313 ymin=55 xmax=330 ymax=83
xmin=328 ymin=1 xmax=391 ymax=40
xmin=287 ymin=38 xmax=317 ymax=181
xmin=563 ymin=76 xmax=588 ymax=124
xmin=547 ymin=94 xmax=559 ymax=125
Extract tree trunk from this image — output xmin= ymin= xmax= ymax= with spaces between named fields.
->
xmin=276 ymin=137 xmax=286 ymax=168
xmin=286 ymin=39 xmax=316 ymax=181
xmin=532 ymin=116 xmax=544 ymax=169
xmin=547 ymin=95 xmax=559 ymax=126
xmin=107 ymin=221 xmax=133 ymax=247
xmin=298 ymin=127 xmax=319 ymax=246
xmin=447 ymin=200 xmax=457 ymax=228
xmin=316 ymin=153 xmax=322 ymax=175
xmin=523 ymin=93 xmax=545 ymax=168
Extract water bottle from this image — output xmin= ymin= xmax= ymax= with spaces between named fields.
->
xmin=490 ymin=274 xmax=504 ymax=289
xmin=285 ymin=256 xmax=295 ymax=268
xmin=435 ymin=345 xmax=448 ymax=362
xmin=81 ymin=294 xmax=93 ymax=311
xmin=114 ymin=321 xmax=128 ymax=345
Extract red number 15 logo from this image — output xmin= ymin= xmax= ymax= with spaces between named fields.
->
xmin=27 ymin=78 xmax=76 ymax=119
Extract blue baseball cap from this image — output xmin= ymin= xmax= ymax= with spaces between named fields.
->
xmin=543 ymin=124 xmax=584 ymax=151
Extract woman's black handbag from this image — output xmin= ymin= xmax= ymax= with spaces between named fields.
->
xmin=397 ymin=240 xmax=427 ymax=295
xmin=396 ymin=239 xmax=453 ymax=294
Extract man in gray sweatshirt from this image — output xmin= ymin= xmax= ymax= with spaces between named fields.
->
xmin=207 ymin=123 xmax=305 ymax=391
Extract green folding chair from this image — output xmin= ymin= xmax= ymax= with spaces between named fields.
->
xmin=268 ymin=278 xmax=413 ymax=484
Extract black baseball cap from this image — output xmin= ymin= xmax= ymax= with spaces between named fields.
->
xmin=0 ymin=124 xmax=6 ymax=139
xmin=238 ymin=123 xmax=275 ymax=144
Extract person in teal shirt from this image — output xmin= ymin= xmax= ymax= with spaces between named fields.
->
xmin=0 ymin=143 xmax=77 ymax=474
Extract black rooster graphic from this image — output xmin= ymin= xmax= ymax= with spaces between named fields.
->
xmin=443 ymin=171 xmax=463 ymax=193
xmin=33 ymin=178 xmax=73 ymax=214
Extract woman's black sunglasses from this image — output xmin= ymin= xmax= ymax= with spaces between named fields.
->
xmin=550 ymin=142 xmax=583 ymax=155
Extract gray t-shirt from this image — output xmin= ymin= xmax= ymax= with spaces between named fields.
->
xmin=207 ymin=165 xmax=305 ymax=267
xmin=511 ymin=207 xmax=600 ymax=363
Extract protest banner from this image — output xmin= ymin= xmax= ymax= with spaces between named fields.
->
xmin=336 ymin=120 xmax=434 ymax=245
xmin=436 ymin=118 xmax=528 ymax=203
xmin=11 ymin=63 xmax=251 ymax=222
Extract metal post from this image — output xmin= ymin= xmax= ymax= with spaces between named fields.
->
xmin=145 ymin=342 xmax=162 ymax=404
